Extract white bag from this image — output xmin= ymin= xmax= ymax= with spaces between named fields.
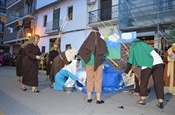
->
xmin=122 ymin=70 xmax=135 ymax=87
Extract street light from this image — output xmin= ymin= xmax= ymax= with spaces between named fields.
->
xmin=25 ymin=28 xmax=32 ymax=39
xmin=27 ymin=32 xmax=32 ymax=38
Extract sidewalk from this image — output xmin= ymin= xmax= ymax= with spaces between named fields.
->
xmin=0 ymin=66 xmax=175 ymax=115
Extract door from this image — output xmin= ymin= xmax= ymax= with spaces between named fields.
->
xmin=100 ymin=0 xmax=112 ymax=21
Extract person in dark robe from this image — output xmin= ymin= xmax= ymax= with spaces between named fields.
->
xmin=49 ymin=49 xmax=77 ymax=88
xmin=125 ymin=65 xmax=154 ymax=96
xmin=21 ymin=35 xmax=41 ymax=93
xmin=46 ymin=45 xmax=59 ymax=81
xmin=16 ymin=47 xmax=24 ymax=82
xmin=16 ymin=38 xmax=35 ymax=82
xmin=78 ymin=27 xmax=108 ymax=104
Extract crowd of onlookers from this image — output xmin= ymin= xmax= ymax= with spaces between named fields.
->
xmin=0 ymin=52 xmax=17 ymax=66
xmin=0 ymin=51 xmax=48 ymax=71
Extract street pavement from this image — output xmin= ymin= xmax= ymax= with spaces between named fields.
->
xmin=0 ymin=66 xmax=175 ymax=115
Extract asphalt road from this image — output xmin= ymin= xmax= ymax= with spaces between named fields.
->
xmin=0 ymin=66 xmax=175 ymax=115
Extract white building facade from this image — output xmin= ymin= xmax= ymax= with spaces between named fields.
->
xmin=35 ymin=0 xmax=118 ymax=53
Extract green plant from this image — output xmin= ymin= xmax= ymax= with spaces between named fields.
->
xmin=165 ymin=20 xmax=175 ymax=45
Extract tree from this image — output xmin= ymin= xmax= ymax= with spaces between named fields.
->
xmin=165 ymin=20 xmax=175 ymax=45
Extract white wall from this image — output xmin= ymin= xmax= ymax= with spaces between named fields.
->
xmin=35 ymin=0 xmax=88 ymax=53
xmin=60 ymin=30 xmax=89 ymax=51
xmin=36 ymin=0 xmax=57 ymax=9
xmin=35 ymin=7 xmax=52 ymax=36
xmin=37 ymin=36 xmax=50 ymax=53
xmin=35 ymin=0 xmax=118 ymax=53
xmin=59 ymin=0 xmax=87 ymax=31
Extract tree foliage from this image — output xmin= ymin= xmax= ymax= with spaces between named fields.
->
xmin=165 ymin=20 xmax=175 ymax=45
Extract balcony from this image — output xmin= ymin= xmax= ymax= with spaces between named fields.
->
xmin=118 ymin=0 xmax=175 ymax=31
xmin=3 ymin=27 xmax=24 ymax=43
xmin=88 ymin=4 xmax=118 ymax=27
xmin=6 ymin=0 xmax=20 ymax=8
xmin=45 ymin=20 xmax=63 ymax=35
xmin=5 ymin=6 xmax=35 ymax=26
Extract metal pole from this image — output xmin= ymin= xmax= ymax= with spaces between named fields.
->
xmin=157 ymin=0 xmax=160 ymax=53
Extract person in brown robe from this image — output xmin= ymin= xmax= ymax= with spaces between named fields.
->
xmin=21 ymin=35 xmax=41 ymax=93
xmin=46 ymin=45 xmax=59 ymax=81
xmin=79 ymin=27 xmax=108 ymax=104
xmin=49 ymin=49 xmax=77 ymax=88
xmin=16 ymin=47 xmax=24 ymax=82
xmin=16 ymin=38 xmax=35 ymax=82
xmin=129 ymin=66 xmax=154 ymax=96
xmin=164 ymin=43 xmax=175 ymax=95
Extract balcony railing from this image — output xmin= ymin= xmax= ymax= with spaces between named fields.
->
xmin=45 ymin=20 xmax=63 ymax=34
xmin=118 ymin=0 xmax=175 ymax=29
xmin=6 ymin=0 xmax=19 ymax=7
xmin=6 ymin=6 xmax=35 ymax=24
xmin=88 ymin=5 xmax=118 ymax=24
xmin=3 ymin=27 xmax=24 ymax=42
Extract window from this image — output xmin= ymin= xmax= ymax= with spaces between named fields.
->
xmin=41 ymin=46 xmax=45 ymax=54
xmin=53 ymin=8 xmax=60 ymax=30
xmin=0 ymin=23 xmax=4 ymax=32
xmin=100 ymin=0 xmax=112 ymax=21
xmin=43 ymin=15 xmax=47 ymax=27
xmin=68 ymin=6 xmax=73 ymax=20
xmin=65 ymin=44 xmax=72 ymax=50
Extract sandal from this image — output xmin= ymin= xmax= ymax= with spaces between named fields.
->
xmin=32 ymin=89 xmax=40 ymax=93
xmin=130 ymin=91 xmax=140 ymax=96
xmin=21 ymin=87 xmax=27 ymax=91
xmin=136 ymin=99 xmax=146 ymax=105
xmin=156 ymin=102 xmax=163 ymax=109
xmin=17 ymin=78 xmax=21 ymax=82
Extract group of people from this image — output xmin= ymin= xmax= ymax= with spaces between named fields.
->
xmin=16 ymin=34 xmax=79 ymax=93
xmin=15 ymin=27 xmax=175 ymax=108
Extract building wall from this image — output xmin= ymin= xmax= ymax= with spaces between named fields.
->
xmin=35 ymin=0 xmax=89 ymax=52
xmin=36 ymin=0 xmax=57 ymax=9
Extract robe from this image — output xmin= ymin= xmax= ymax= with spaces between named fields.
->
xmin=22 ymin=44 xmax=41 ymax=86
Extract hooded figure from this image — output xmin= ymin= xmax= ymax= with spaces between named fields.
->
xmin=49 ymin=49 xmax=78 ymax=87
xmin=78 ymin=27 xmax=108 ymax=104
xmin=46 ymin=44 xmax=59 ymax=80
xmin=53 ymin=59 xmax=81 ymax=90
xmin=164 ymin=43 xmax=175 ymax=95
xmin=79 ymin=27 xmax=108 ymax=71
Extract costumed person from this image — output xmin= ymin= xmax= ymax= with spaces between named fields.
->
xmin=125 ymin=65 xmax=154 ymax=96
xmin=21 ymin=34 xmax=41 ymax=93
xmin=16 ymin=47 xmax=24 ymax=82
xmin=16 ymin=38 xmax=35 ymax=82
xmin=164 ymin=43 xmax=175 ymax=95
xmin=53 ymin=57 xmax=83 ymax=90
xmin=123 ymin=39 xmax=164 ymax=109
xmin=78 ymin=27 xmax=108 ymax=104
xmin=46 ymin=43 xmax=59 ymax=81
xmin=49 ymin=49 xmax=78 ymax=88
